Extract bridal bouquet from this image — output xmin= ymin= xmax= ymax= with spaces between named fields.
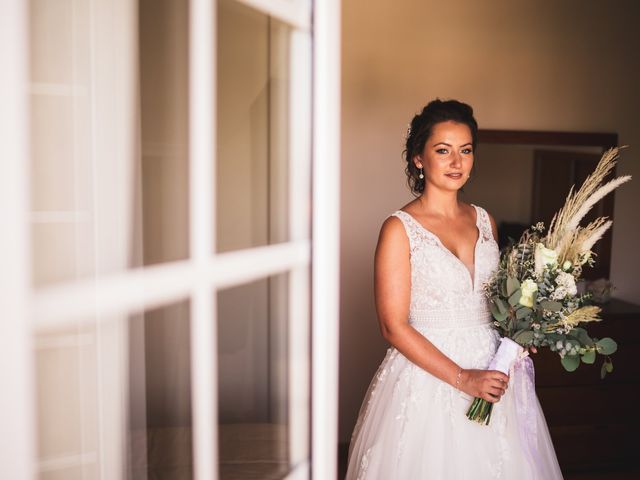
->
xmin=467 ymin=147 xmax=631 ymax=425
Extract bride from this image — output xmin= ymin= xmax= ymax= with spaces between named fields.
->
xmin=344 ymin=100 xmax=563 ymax=479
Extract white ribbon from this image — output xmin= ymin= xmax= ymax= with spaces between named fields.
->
xmin=490 ymin=337 xmax=540 ymax=472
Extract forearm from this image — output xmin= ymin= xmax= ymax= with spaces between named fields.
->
xmin=383 ymin=322 xmax=460 ymax=387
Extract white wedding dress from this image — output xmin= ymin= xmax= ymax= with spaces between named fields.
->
xmin=345 ymin=204 xmax=563 ymax=479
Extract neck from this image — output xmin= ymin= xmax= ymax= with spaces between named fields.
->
xmin=416 ymin=189 xmax=462 ymax=219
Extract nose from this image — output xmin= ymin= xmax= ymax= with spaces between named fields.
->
xmin=450 ymin=151 xmax=462 ymax=168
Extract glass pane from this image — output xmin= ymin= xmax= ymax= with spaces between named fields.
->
xmin=217 ymin=273 xmax=292 ymax=479
xmin=216 ymin=0 xmax=291 ymax=252
xmin=33 ymin=300 xmax=192 ymax=480
xmin=129 ymin=301 xmax=193 ymax=480
xmin=138 ymin=0 xmax=190 ymax=266
xmin=29 ymin=0 xmax=189 ymax=288
xmin=35 ymin=325 xmax=100 ymax=480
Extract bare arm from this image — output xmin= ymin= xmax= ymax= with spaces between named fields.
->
xmin=375 ymin=216 xmax=508 ymax=402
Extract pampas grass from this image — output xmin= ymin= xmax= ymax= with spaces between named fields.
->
xmin=545 ymin=305 xmax=602 ymax=333
xmin=545 ymin=147 xmax=631 ymax=263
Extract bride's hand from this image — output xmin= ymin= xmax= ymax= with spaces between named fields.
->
xmin=458 ymin=369 xmax=509 ymax=403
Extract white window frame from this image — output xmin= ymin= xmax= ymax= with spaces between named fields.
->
xmin=1 ymin=0 xmax=340 ymax=478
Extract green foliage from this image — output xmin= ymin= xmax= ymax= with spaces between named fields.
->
xmin=600 ymin=357 xmax=614 ymax=379
xmin=539 ymin=300 xmax=563 ymax=312
xmin=596 ymin=337 xmax=617 ymax=355
xmin=561 ymin=355 xmax=580 ymax=372
xmin=490 ymin=302 xmax=508 ymax=322
xmin=514 ymin=330 xmax=534 ymax=345
xmin=506 ymin=277 xmax=520 ymax=296
xmin=581 ymin=349 xmax=596 ymax=364
xmin=568 ymin=327 xmax=594 ymax=347
xmin=508 ymin=289 xmax=522 ymax=306
xmin=495 ymin=298 xmax=508 ymax=314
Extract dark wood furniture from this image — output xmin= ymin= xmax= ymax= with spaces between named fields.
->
xmin=534 ymin=298 xmax=640 ymax=474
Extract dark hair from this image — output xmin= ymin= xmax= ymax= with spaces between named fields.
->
xmin=403 ymin=99 xmax=478 ymax=195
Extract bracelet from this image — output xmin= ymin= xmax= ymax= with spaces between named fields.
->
xmin=454 ymin=367 xmax=463 ymax=390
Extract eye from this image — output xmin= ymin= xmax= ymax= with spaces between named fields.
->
xmin=436 ymin=148 xmax=448 ymax=154
xmin=461 ymin=148 xmax=473 ymax=154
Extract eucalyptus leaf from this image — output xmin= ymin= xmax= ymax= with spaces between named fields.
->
xmin=492 ymin=309 xmax=508 ymax=322
xmin=581 ymin=349 xmax=596 ymax=364
xmin=507 ymin=277 xmax=520 ymax=296
xmin=596 ymin=338 xmax=617 ymax=355
xmin=600 ymin=362 xmax=607 ymax=379
xmin=561 ymin=355 xmax=580 ymax=372
xmin=516 ymin=307 xmax=532 ymax=320
xmin=495 ymin=298 xmax=508 ymax=314
xmin=514 ymin=330 xmax=534 ymax=345
xmin=508 ymin=289 xmax=522 ymax=307
xmin=540 ymin=300 xmax=563 ymax=312
xmin=568 ymin=327 xmax=594 ymax=347
xmin=605 ymin=359 xmax=614 ymax=373
xmin=500 ymin=280 xmax=508 ymax=298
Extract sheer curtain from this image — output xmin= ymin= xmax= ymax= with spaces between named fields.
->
xmin=30 ymin=0 xmax=139 ymax=477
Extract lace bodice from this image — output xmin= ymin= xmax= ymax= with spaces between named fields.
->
xmin=391 ymin=204 xmax=500 ymax=329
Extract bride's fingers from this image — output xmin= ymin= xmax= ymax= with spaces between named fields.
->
xmin=485 ymin=378 xmax=507 ymax=392
xmin=487 ymin=385 xmax=505 ymax=397
xmin=488 ymin=371 xmax=509 ymax=383
xmin=483 ymin=392 xmax=500 ymax=403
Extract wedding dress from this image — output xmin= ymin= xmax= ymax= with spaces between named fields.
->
xmin=345 ymin=204 xmax=563 ymax=479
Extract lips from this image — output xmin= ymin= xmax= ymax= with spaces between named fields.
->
xmin=445 ymin=173 xmax=463 ymax=179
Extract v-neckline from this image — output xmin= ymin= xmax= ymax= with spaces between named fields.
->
xmin=401 ymin=204 xmax=482 ymax=291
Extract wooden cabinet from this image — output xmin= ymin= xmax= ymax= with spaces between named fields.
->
xmin=534 ymin=298 xmax=640 ymax=474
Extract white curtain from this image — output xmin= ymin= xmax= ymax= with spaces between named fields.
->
xmin=30 ymin=0 xmax=138 ymax=478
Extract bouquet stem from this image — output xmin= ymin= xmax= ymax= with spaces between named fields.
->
xmin=466 ymin=397 xmax=494 ymax=425
xmin=465 ymin=337 xmax=522 ymax=425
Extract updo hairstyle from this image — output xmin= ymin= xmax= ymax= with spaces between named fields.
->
xmin=403 ymin=99 xmax=478 ymax=195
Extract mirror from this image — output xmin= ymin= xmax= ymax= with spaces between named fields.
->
xmin=463 ymin=130 xmax=618 ymax=281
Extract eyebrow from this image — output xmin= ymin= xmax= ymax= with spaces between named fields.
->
xmin=432 ymin=142 xmax=473 ymax=147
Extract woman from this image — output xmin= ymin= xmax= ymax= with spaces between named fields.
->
xmin=345 ymin=100 xmax=563 ymax=479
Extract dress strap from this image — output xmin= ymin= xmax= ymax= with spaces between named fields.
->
xmin=389 ymin=210 xmax=437 ymax=253
xmin=473 ymin=204 xmax=495 ymax=243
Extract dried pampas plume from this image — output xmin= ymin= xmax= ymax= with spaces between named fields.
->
xmin=559 ymin=217 xmax=612 ymax=265
xmin=546 ymin=147 xmax=631 ymax=257
xmin=545 ymin=305 xmax=602 ymax=333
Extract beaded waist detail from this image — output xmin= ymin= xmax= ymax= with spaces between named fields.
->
xmin=409 ymin=304 xmax=493 ymax=329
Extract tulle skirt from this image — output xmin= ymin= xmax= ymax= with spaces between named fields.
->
xmin=345 ymin=323 xmax=563 ymax=479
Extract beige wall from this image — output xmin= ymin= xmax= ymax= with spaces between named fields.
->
xmin=339 ymin=0 xmax=640 ymax=442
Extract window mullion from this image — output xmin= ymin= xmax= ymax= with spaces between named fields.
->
xmin=189 ymin=0 xmax=217 ymax=478
xmin=0 ymin=1 xmax=35 ymax=478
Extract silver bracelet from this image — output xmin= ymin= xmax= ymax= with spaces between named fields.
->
xmin=454 ymin=368 xmax=463 ymax=390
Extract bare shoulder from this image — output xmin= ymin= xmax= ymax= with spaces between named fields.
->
xmin=378 ymin=214 xmax=408 ymax=244
xmin=376 ymin=214 xmax=410 ymax=257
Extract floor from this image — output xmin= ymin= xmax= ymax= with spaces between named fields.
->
xmin=337 ymin=443 xmax=639 ymax=479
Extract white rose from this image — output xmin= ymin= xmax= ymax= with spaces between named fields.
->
xmin=519 ymin=278 xmax=538 ymax=308
xmin=535 ymin=243 xmax=559 ymax=276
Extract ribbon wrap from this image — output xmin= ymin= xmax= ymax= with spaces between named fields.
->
xmin=489 ymin=338 xmax=540 ymax=471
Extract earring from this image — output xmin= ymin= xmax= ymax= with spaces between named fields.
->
xmin=419 ymin=168 xmax=424 ymax=179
